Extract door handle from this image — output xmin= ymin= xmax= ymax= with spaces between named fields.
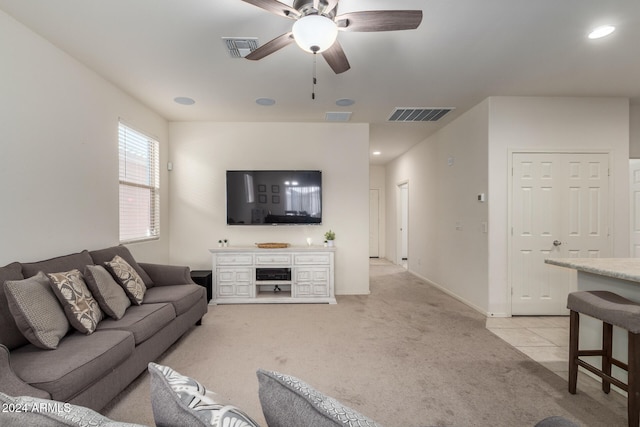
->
xmin=553 ymin=240 xmax=562 ymax=246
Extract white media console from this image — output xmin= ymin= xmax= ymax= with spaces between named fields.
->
xmin=209 ymin=246 xmax=336 ymax=304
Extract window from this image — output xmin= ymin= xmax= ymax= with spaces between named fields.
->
xmin=118 ymin=122 xmax=160 ymax=243
xmin=285 ymin=184 xmax=321 ymax=216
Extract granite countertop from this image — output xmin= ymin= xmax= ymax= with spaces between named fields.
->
xmin=545 ymin=258 xmax=640 ymax=283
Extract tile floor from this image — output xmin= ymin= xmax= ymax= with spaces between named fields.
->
xmin=486 ymin=316 xmax=570 ymax=375
xmin=486 ymin=316 xmax=628 ymax=416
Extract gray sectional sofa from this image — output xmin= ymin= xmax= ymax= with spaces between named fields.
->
xmin=0 ymin=245 xmax=208 ymax=412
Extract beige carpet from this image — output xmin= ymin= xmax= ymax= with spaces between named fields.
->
xmin=103 ymin=260 xmax=627 ymax=426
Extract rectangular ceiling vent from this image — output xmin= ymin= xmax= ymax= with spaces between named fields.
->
xmin=325 ymin=112 xmax=352 ymax=122
xmin=222 ymin=37 xmax=258 ymax=58
xmin=388 ymin=107 xmax=454 ymax=122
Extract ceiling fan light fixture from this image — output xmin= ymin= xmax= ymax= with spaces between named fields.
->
xmin=292 ymin=14 xmax=338 ymax=53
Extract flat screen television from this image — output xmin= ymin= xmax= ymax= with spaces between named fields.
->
xmin=226 ymin=170 xmax=322 ymax=225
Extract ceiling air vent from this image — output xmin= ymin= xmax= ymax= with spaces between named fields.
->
xmin=325 ymin=112 xmax=352 ymax=122
xmin=222 ymin=37 xmax=258 ymax=58
xmin=388 ymin=107 xmax=454 ymax=122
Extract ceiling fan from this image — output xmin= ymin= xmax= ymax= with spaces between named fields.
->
xmin=240 ymin=0 xmax=423 ymax=74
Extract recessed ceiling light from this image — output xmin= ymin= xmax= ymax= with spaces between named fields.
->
xmin=174 ymin=97 xmax=195 ymax=105
xmin=588 ymin=25 xmax=615 ymax=39
xmin=336 ymin=98 xmax=355 ymax=107
xmin=256 ymin=98 xmax=276 ymax=106
xmin=372 ymin=151 xmax=381 ymax=156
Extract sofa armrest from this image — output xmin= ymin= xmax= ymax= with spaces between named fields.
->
xmin=0 ymin=345 xmax=51 ymax=399
xmin=138 ymin=263 xmax=196 ymax=286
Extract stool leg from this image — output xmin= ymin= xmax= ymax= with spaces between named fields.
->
xmin=602 ymin=322 xmax=613 ymax=394
xmin=629 ymin=332 xmax=640 ymax=427
xmin=569 ymin=310 xmax=579 ymax=394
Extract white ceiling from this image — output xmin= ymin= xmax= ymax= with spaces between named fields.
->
xmin=1 ymin=0 xmax=639 ymax=165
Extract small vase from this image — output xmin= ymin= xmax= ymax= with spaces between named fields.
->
xmin=327 ymin=240 xmax=334 ymax=247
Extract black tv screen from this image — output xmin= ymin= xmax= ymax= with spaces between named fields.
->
xmin=226 ymin=170 xmax=322 ymax=225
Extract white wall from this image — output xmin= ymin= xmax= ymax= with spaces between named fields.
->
xmin=487 ymin=96 xmax=630 ymax=316
xmin=168 ymin=122 xmax=371 ymax=295
xmin=386 ymin=100 xmax=490 ymax=313
xmin=0 ymin=10 xmax=169 ymax=266
xmin=369 ymin=165 xmax=386 ymax=258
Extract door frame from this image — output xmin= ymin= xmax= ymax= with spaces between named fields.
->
xmin=369 ymin=189 xmax=380 ymax=258
xmin=396 ymin=180 xmax=409 ymax=267
xmin=630 ymin=159 xmax=640 ymax=257
xmin=507 ymin=148 xmax=614 ymax=316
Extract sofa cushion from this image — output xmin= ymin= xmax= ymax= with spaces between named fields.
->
xmin=84 ymin=265 xmax=131 ymax=320
xmin=90 ymin=246 xmax=153 ymax=287
xmin=4 ymin=272 xmax=70 ymax=350
xmin=20 ymin=250 xmax=94 ymax=278
xmin=148 ymin=362 xmax=261 ymax=427
xmin=96 ymin=303 xmax=174 ymax=345
xmin=256 ymin=369 xmax=383 ymax=427
xmin=0 ymin=262 xmax=28 ymax=350
xmin=143 ymin=285 xmax=206 ymax=317
xmin=47 ymin=269 xmax=103 ymax=334
xmin=10 ymin=330 xmax=134 ymax=402
xmin=104 ymin=255 xmax=146 ymax=305
xmin=0 ymin=392 xmax=146 ymax=427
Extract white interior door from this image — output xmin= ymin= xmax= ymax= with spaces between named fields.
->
xmin=630 ymin=160 xmax=640 ymax=257
xmin=398 ymin=183 xmax=409 ymax=265
xmin=511 ymin=152 xmax=610 ymax=315
xmin=369 ymin=189 xmax=379 ymax=258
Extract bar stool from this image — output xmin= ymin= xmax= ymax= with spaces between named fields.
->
xmin=567 ymin=290 xmax=640 ymax=427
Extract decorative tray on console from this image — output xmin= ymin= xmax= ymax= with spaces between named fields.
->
xmin=255 ymin=242 xmax=290 ymax=249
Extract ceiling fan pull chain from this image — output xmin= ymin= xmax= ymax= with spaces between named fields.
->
xmin=312 ymin=52 xmax=317 ymax=100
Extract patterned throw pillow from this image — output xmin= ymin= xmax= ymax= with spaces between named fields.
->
xmin=104 ymin=255 xmax=146 ymax=305
xmin=257 ymin=369 xmax=384 ymax=427
xmin=148 ymin=363 xmax=261 ymax=427
xmin=48 ymin=269 xmax=103 ymax=334
xmin=4 ymin=272 xmax=70 ymax=349
xmin=84 ymin=265 xmax=131 ymax=319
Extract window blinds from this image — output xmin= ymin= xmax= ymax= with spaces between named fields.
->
xmin=118 ymin=122 xmax=160 ymax=243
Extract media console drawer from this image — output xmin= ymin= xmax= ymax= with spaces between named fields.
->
xmin=216 ymin=254 xmax=253 ymax=265
xmin=294 ymin=253 xmax=331 ymax=265
xmin=255 ymin=254 xmax=292 ymax=265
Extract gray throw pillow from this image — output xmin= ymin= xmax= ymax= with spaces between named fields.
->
xmin=534 ymin=416 xmax=580 ymax=427
xmin=4 ymin=272 xmax=70 ymax=349
xmin=84 ymin=265 xmax=131 ymax=319
xmin=0 ymin=261 xmax=29 ymax=350
xmin=148 ymin=362 xmax=261 ymax=427
xmin=0 ymin=392 xmax=146 ymax=426
xmin=256 ymin=369 xmax=384 ymax=427
xmin=104 ymin=255 xmax=146 ymax=305
xmin=47 ymin=269 xmax=103 ymax=334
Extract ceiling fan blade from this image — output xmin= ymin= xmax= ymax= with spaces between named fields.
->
xmin=240 ymin=0 xmax=299 ymax=19
xmin=245 ymin=32 xmax=295 ymax=60
xmin=336 ymin=10 xmax=423 ymax=32
xmin=323 ymin=0 xmax=339 ymax=15
xmin=321 ymin=41 xmax=351 ymax=74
